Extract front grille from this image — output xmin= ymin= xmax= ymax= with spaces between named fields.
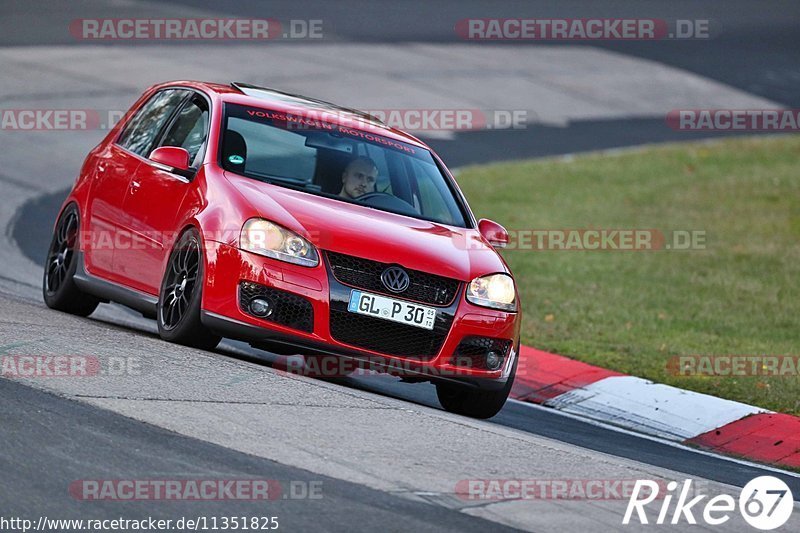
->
xmin=451 ymin=336 xmax=512 ymax=370
xmin=239 ymin=281 xmax=314 ymax=333
xmin=330 ymin=309 xmax=453 ymax=359
xmin=326 ymin=251 xmax=460 ymax=306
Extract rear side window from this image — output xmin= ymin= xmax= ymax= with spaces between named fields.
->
xmin=117 ymin=89 xmax=189 ymax=157
xmin=159 ymin=95 xmax=210 ymax=167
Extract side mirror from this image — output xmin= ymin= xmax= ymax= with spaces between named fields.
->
xmin=149 ymin=146 xmax=191 ymax=174
xmin=478 ymin=219 xmax=509 ymax=248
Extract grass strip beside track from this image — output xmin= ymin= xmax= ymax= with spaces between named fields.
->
xmin=458 ymin=135 xmax=800 ymax=414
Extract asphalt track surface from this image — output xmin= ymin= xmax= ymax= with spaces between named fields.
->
xmin=1 ymin=378 xmax=517 ymax=533
xmin=1 ymin=1 xmax=799 ymax=531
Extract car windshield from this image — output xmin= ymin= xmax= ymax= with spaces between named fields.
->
xmin=220 ymin=103 xmax=468 ymax=227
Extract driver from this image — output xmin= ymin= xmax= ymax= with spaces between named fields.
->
xmin=339 ymin=156 xmax=378 ymax=199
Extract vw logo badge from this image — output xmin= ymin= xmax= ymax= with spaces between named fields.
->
xmin=381 ymin=266 xmax=410 ymax=293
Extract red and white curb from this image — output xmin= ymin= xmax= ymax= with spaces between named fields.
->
xmin=512 ymin=346 xmax=800 ymax=469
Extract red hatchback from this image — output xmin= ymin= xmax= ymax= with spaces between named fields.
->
xmin=43 ymin=81 xmax=521 ymax=418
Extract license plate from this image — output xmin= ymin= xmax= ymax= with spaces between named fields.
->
xmin=347 ymin=290 xmax=437 ymax=330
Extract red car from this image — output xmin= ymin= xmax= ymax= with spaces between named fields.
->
xmin=43 ymin=81 xmax=521 ymax=418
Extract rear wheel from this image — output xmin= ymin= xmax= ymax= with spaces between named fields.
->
xmin=436 ymin=355 xmax=517 ymax=419
xmin=157 ymin=228 xmax=221 ymax=351
xmin=42 ymin=205 xmax=100 ymax=316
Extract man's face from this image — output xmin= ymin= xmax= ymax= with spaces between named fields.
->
xmin=341 ymin=160 xmax=378 ymax=199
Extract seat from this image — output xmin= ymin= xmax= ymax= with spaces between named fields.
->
xmin=314 ymin=150 xmax=354 ymax=194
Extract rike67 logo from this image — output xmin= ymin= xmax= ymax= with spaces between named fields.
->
xmin=623 ymin=476 xmax=794 ymax=530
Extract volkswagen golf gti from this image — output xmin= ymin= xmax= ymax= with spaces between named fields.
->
xmin=43 ymin=81 xmax=521 ymax=418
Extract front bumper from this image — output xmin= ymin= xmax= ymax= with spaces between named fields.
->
xmin=201 ymin=241 xmax=520 ymax=389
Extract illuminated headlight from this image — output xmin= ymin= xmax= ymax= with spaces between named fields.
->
xmin=240 ymin=219 xmax=319 ymax=267
xmin=466 ymin=273 xmax=517 ymax=312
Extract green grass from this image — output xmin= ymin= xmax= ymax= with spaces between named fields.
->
xmin=457 ymin=136 xmax=800 ymax=414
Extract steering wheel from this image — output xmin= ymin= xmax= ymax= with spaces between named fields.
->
xmin=355 ymin=191 xmax=417 ymax=214
xmin=356 ymin=191 xmax=395 ymax=202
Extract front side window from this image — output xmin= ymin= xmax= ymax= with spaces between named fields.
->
xmin=219 ymin=104 xmax=468 ymax=227
xmin=117 ymin=89 xmax=189 ymax=157
xmin=159 ymin=95 xmax=210 ymax=167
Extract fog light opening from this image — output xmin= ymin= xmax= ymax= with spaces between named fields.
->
xmin=485 ymin=350 xmax=503 ymax=371
xmin=250 ymin=298 xmax=273 ymax=318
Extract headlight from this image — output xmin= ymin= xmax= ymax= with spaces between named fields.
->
xmin=466 ymin=273 xmax=516 ymax=311
xmin=240 ymin=218 xmax=319 ymax=267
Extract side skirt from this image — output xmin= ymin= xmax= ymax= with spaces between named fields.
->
xmin=73 ymin=251 xmax=158 ymax=319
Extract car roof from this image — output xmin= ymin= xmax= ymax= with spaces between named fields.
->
xmin=157 ymin=80 xmax=429 ymax=149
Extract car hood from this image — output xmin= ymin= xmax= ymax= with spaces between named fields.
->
xmin=223 ymin=172 xmax=508 ymax=281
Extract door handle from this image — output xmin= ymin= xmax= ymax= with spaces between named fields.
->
xmin=130 ymin=180 xmax=141 ymax=193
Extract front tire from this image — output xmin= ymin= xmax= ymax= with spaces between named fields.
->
xmin=157 ymin=228 xmax=221 ymax=351
xmin=42 ymin=205 xmax=100 ymax=317
xmin=436 ymin=354 xmax=517 ymax=419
